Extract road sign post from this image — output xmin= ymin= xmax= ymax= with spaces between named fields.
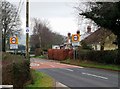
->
xmin=10 ymin=36 xmax=18 ymax=55
xmin=72 ymin=34 xmax=80 ymax=59
xmin=10 ymin=37 xmax=18 ymax=50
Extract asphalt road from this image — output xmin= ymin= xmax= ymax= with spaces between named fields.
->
xmin=30 ymin=58 xmax=119 ymax=89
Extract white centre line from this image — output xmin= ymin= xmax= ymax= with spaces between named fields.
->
xmin=82 ymin=72 xmax=108 ymax=80
xmin=60 ymin=68 xmax=74 ymax=72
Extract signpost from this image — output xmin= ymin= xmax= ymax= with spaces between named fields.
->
xmin=72 ymin=34 xmax=80 ymax=59
xmin=10 ymin=36 xmax=18 ymax=54
xmin=10 ymin=37 xmax=18 ymax=49
xmin=26 ymin=27 xmax=29 ymax=33
xmin=72 ymin=34 xmax=80 ymax=42
xmin=72 ymin=34 xmax=80 ymax=47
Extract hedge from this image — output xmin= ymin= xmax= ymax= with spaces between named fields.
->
xmin=77 ymin=50 xmax=118 ymax=64
xmin=2 ymin=53 xmax=31 ymax=89
xmin=48 ymin=49 xmax=73 ymax=60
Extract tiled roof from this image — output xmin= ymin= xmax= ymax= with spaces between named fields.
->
xmin=82 ymin=28 xmax=112 ymax=44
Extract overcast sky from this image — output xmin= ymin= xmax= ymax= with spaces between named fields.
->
xmin=7 ymin=0 xmax=95 ymax=36
xmin=30 ymin=2 xmax=79 ymax=35
xmin=7 ymin=0 xmax=116 ymax=45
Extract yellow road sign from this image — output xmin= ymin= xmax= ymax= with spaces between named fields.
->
xmin=10 ymin=37 xmax=18 ymax=44
xmin=72 ymin=34 xmax=80 ymax=42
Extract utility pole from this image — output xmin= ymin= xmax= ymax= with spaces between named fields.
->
xmin=26 ymin=0 xmax=29 ymax=59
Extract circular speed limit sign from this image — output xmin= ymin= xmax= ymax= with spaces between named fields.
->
xmin=74 ymin=35 xmax=78 ymax=41
xmin=72 ymin=34 xmax=80 ymax=42
xmin=10 ymin=37 xmax=18 ymax=44
xmin=11 ymin=37 xmax=16 ymax=44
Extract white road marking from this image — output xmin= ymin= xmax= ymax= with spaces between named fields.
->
xmin=0 ymin=85 xmax=13 ymax=88
xmin=71 ymin=65 xmax=84 ymax=68
xmin=30 ymin=63 xmax=40 ymax=66
xmin=56 ymin=82 xmax=69 ymax=88
xmin=60 ymin=68 xmax=74 ymax=72
xmin=82 ymin=72 xmax=108 ymax=80
xmin=56 ymin=63 xmax=60 ymax=64
xmin=57 ymin=63 xmax=84 ymax=68
xmin=50 ymin=65 xmax=55 ymax=67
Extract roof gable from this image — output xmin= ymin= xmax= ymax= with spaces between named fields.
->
xmin=83 ymin=28 xmax=112 ymax=44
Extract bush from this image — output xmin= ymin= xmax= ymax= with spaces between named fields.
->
xmin=48 ymin=49 xmax=54 ymax=59
xmin=35 ymin=48 xmax=43 ymax=56
xmin=2 ymin=53 xmax=31 ymax=89
xmin=81 ymin=41 xmax=93 ymax=50
xmin=77 ymin=50 xmax=117 ymax=64
xmin=48 ymin=49 xmax=73 ymax=60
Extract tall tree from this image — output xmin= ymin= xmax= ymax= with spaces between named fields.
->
xmin=78 ymin=2 xmax=120 ymax=64
xmin=30 ymin=18 xmax=64 ymax=50
xmin=1 ymin=0 xmax=21 ymax=52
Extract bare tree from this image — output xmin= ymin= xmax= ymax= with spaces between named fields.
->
xmin=1 ymin=0 xmax=21 ymax=52
xmin=30 ymin=18 xmax=64 ymax=51
xmin=0 ymin=1 xmax=2 ymax=52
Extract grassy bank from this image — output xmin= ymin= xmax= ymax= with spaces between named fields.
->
xmin=25 ymin=70 xmax=55 ymax=89
xmin=61 ymin=59 xmax=120 ymax=71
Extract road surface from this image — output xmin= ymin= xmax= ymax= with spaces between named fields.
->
xmin=30 ymin=58 xmax=119 ymax=89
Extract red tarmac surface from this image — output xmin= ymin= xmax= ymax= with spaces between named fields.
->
xmin=30 ymin=58 xmax=83 ymax=69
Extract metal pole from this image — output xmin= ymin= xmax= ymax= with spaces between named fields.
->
xmin=26 ymin=0 xmax=29 ymax=59
xmin=74 ymin=46 xmax=75 ymax=60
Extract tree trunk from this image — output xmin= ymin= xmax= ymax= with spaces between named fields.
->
xmin=2 ymin=33 xmax=6 ymax=52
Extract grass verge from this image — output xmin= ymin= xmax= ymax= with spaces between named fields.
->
xmin=31 ymin=55 xmax=47 ymax=59
xmin=61 ymin=59 xmax=120 ymax=71
xmin=25 ymin=70 xmax=55 ymax=89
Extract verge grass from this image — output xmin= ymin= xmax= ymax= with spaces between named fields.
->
xmin=61 ymin=59 xmax=120 ymax=71
xmin=31 ymin=55 xmax=47 ymax=59
xmin=25 ymin=70 xmax=55 ymax=89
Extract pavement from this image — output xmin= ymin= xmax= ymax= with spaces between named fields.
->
xmin=30 ymin=58 xmax=119 ymax=89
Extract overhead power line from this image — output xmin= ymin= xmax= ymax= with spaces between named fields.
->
xmin=8 ymin=0 xmax=24 ymax=32
xmin=18 ymin=1 xmax=24 ymax=17
xmin=14 ymin=0 xmax=22 ymax=21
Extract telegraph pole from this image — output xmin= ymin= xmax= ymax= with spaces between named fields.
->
xmin=26 ymin=0 xmax=29 ymax=59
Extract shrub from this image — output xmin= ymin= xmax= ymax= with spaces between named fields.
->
xmin=48 ymin=49 xmax=54 ymax=59
xmin=13 ymin=60 xmax=31 ymax=88
xmin=48 ymin=49 xmax=73 ymax=60
xmin=77 ymin=50 xmax=117 ymax=64
xmin=35 ymin=48 xmax=43 ymax=56
xmin=2 ymin=53 xmax=31 ymax=89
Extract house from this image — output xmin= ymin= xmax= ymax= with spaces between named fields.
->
xmin=82 ymin=28 xmax=118 ymax=50
xmin=80 ymin=26 xmax=93 ymax=41
xmin=52 ymin=45 xmax=60 ymax=49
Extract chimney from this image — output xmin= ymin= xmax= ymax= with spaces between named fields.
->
xmin=87 ymin=26 xmax=91 ymax=33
